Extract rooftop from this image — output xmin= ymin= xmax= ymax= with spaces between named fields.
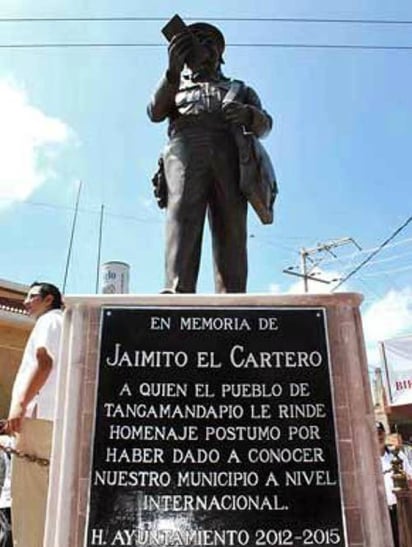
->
xmin=0 ymin=295 xmax=27 ymax=315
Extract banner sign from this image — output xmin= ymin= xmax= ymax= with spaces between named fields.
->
xmin=381 ymin=336 xmax=412 ymax=406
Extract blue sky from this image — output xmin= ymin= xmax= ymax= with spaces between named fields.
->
xmin=1 ymin=0 xmax=412 ymax=366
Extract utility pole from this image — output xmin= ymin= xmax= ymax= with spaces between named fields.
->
xmin=284 ymin=237 xmax=362 ymax=293
xmin=300 ymin=248 xmax=309 ymax=293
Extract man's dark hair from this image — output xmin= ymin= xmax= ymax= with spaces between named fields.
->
xmin=30 ymin=281 xmax=63 ymax=310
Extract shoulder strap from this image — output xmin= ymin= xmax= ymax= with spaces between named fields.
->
xmin=223 ymin=79 xmax=245 ymax=104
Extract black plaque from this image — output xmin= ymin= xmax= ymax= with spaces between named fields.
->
xmin=85 ymin=307 xmax=347 ymax=547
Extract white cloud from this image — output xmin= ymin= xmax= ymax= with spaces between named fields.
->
xmin=268 ymin=282 xmax=282 ymax=294
xmin=268 ymin=270 xmax=412 ymax=369
xmin=140 ymin=197 xmax=157 ymax=211
xmin=362 ymin=287 xmax=412 ymax=366
xmin=0 ymin=78 xmax=73 ymax=205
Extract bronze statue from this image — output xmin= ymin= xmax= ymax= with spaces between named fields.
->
xmin=148 ymin=17 xmax=274 ymax=293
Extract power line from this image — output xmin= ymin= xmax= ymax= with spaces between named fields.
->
xmin=350 ymin=250 xmax=412 ymax=269
xmin=345 ymin=247 xmax=408 ymax=294
xmin=0 ymin=196 xmax=162 ymax=223
xmin=361 ymin=264 xmax=412 ymax=277
xmin=2 ymin=42 xmax=412 ymax=51
xmin=2 ymin=15 xmax=412 ymax=25
xmin=332 ymin=216 xmax=412 ymax=291
xmin=314 ymin=237 xmax=412 ymax=268
xmin=283 ymin=237 xmax=361 ymax=292
xmin=280 ymin=233 xmax=412 ymax=297
xmin=310 ymin=245 xmax=386 ymax=301
xmin=249 ymin=234 xmax=300 ymax=254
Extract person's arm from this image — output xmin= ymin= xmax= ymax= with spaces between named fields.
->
xmin=147 ymin=75 xmax=180 ymax=122
xmin=222 ymin=85 xmax=273 ymax=138
xmin=6 ymin=347 xmax=52 ymax=434
xmin=147 ymin=32 xmax=193 ymax=122
xmin=244 ymin=86 xmax=273 ymax=138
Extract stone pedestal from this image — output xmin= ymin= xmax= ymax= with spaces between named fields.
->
xmin=396 ymin=490 xmax=412 ymax=547
xmin=43 ymin=293 xmax=393 ymax=547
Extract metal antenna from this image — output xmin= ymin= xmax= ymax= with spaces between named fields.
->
xmin=95 ymin=204 xmax=105 ymax=293
xmin=283 ymin=236 xmax=362 ymax=292
xmin=62 ymin=181 xmax=82 ymax=293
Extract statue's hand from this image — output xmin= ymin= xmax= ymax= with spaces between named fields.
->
xmin=167 ymin=33 xmax=195 ymax=81
xmin=222 ymin=101 xmax=253 ymax=128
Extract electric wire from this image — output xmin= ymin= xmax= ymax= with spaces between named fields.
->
xmin=314 ymin=238 xmax=412 ymax=268
xmin=1 ymin=16 xmax=412 ymax=24
xmin=332 ymin=216 xmax=412 ymax=291
xmin=2 ymin=42 xmax=412 ymax=51
xmin=361 ymin=264 xmax=412 ymax=277
xmin=0 ymin=196 xmax=162 ymax=224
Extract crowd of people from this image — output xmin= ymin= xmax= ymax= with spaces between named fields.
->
xmin=376 ymin=421 xmax=412 ymax=547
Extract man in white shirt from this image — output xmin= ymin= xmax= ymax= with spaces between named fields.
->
xmin=4 ymin=282 xmax=63 ymax=547
xmin=377 ymin=421 xmax=412 ymax=547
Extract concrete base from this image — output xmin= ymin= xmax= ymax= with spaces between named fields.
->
xmin=396 ymin=490 xmax=412 ymax=547
xmin=44 ymin=293 xmax=393 ymax=547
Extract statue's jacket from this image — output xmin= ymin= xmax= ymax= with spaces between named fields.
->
xmin=147 ymin=71 xmax=272 ymax=140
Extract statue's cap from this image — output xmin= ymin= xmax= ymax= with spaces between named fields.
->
xmin=188 ymin=22 xmax=225 ymax=54
xmin=376 ymin=421 xmax=385 ymax=432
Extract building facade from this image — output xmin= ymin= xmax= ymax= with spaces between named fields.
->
xmin=0 ymin=279 xmax=32 ymax=417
